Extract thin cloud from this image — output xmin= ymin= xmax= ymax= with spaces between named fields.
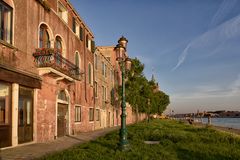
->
xmin=209 ymin=0 xmax=238 ymax=28
xmin=172 ymin=14 xmax=240 ymax=71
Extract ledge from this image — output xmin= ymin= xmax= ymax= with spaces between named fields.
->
xmin=0 ymin=40 xmax=17 ymax=50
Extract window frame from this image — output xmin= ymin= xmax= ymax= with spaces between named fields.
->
xmin=94 ymin=81 xmax=98 ymax=98
xmin=95 ymin=109 xmax=100 ymax=121
xmin=75 ymin=106 xmax=81 ymax=122
xmin=57 ymin=1 xmax=68 ymax=23
xmin=39 ymin=24 xmax=50 ymax=48
xmin=89 ymin=108 xmax=94 ymax=122
xmin=0 ymin=1 xmax=13 ymax=44
xmin=0 ymin=82 xmax=11 ymax=125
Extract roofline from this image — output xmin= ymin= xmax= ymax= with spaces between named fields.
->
xmin=96 ymin=46 xmax=115 ymax=48
xmin=67 ymin=0 xmax=94 ymax=38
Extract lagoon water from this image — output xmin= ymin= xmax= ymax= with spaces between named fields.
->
xmin=201 ymin=118 xmax=240 ymax=129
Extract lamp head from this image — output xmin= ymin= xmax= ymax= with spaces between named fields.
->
xmin=118 ymin=36 xmax=128 ymax=49
xmin=114 ymin=44 xmax=126 ymax=61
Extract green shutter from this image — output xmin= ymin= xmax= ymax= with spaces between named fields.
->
xmin=80 ymin=27 xmax=83 ymax=41
xmin=86 ymin=35 xmax=89 ymax=48
xmin=91 ymin=40 xmax=95 ymax=53
xmin=72 ymin=17 xmax=76 ymax=33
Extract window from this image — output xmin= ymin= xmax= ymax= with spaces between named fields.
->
xmin=72 ymin=17 xmax=76 ymax=33
xmin=102 ymin=63 xmax=107 ymax=78
xmin=102 ymin=86 xmax=106 ymax=101
xmin=55 ymin=36 xmax=62 ymax=53
xmin=94 ymin=54 xmax=98 ymax=70
xmin=86 ymin=35 xmax=91 ymax=51
xmin=88 ymin=63 xmax=92 ymax=85
xmin=72 ymin=17 xmax=80 ymax=36
xmin=96 ymin=109 xmax=100 ymax=121
xmin=102 ymin=86 xmax=106 ymax=108
xmin=94 ymin=81 xmax=98 ymax=97
xmin=91 ymin=40 xmax=95 ymax=53
xmin=102 ymin=86 xmax=104 ymax=105
xmin=80 ymin=27 xmax=84 ymax=41
xmin=86 ymin=35 xmax=88 ymax=48
xmin=0 ymin=82 xmax=11 ymax=125
xmin=88 ymin=39 xmax=91 ymax=51
xmin=102 ymin=62 xmax=105 ymax=76
xmin=58 ymin=90 xmax=68 ymax=101
xmin=58 ymin=1 xmax=68 ymax=23
xmin=75 ymin=106 xmax=81 ymax=122
xmin=105 ymin=64 xmax=107 ymax=78
xmin=0 ymin=1 xmax=13 ymax=44
xmin=39 ymin=24 xmax=50 ymax=48
xmin=75 ymin=52 xmax=80 ymax=75
xmin=89 ymin=108 xmax=94 ymax=121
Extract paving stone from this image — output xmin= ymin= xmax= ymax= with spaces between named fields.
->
xmin=1 ymin=127 xmax=118 ymax=160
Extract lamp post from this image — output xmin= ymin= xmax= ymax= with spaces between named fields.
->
xmin=115 ymin=36 xmax=131 ymax=151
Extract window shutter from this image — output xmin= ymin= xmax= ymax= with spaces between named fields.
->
xmin=72 ymin=17 xmax=76 ymax=33
xmin=86 ymin=35 xmax=89 ymax=48
xmin=80 ymin=27 xmax=83 ymax=41
xmin=91 ymin=40 xmax=95 ymax=53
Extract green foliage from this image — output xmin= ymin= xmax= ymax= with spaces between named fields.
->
xmin=123 ymin=57 xmax=170 ymax=114
xmin=42 ymin=120 xmax=240 ymax=160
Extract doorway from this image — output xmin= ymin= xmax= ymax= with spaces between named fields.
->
xmin=57 ymin=90 xmax=69 ymax=137
xmin=18 ymin=87 xmax=33 ymax=144
xmin=57 ymin=103 xmax=68 ymax=137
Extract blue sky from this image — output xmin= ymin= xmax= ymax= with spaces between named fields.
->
xmin=70 ymin=0 xmax=240 ymax=113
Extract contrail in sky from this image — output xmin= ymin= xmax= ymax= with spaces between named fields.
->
xmin=209 ymin=0 xmax=238 ymax=28
xmin=172 ymin=0 xmax=239 ymax=71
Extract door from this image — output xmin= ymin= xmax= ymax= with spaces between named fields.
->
xmin=57 ymin=103 xmax=68 ymax=137
xmin=18 ymin=87 xmax=33 ymax=144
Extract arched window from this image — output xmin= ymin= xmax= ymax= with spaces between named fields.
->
xmin=88 ymin=63 xmax=93 ymax=85
xmin=39 ymin=24 xmax=50 ymax=48
xmin=55 ymin=36 xmax=62 ymax=53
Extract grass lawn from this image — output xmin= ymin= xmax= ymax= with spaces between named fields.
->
xmin=41 ymin=119 xmax=240 ymax=160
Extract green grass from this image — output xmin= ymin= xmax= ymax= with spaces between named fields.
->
xmin=41 ymin=119 xmax=240 ymax=160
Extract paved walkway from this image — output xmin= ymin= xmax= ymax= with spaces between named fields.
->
xmin=0 ymin=127 xmax=119 ymax=160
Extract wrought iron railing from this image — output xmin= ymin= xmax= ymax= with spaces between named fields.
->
xmin=33 ymin=48 xmax=82 ymax=80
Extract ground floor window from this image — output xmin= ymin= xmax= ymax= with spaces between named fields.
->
xmin=75 ymin=106 xmax=81 ymax=122
xmin=0 ymin=82 xmax=11 ymax=125
xmin=96 ymin=109 xmax=100 ymax=121
xmin=89 ymin=108 xmax=94 ymax=121
xmin=0 ymin=81 xmax=11 ymax=148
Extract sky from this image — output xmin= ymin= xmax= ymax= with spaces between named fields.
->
xmin=70 ymin=0 xmax=240 ymax=114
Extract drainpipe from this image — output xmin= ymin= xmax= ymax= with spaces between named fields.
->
xmin=84 ymin=29 xmax=87 ymax=102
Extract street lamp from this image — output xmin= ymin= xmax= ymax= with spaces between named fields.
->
xmin=115 ymin=36 xmax=131 ymax=151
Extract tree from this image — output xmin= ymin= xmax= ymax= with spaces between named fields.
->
xmin=118 ymin=57 xmax=170 ymax=121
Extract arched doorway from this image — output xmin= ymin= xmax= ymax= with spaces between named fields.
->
xmin=57 ymin=90 xmax=69 ymax=137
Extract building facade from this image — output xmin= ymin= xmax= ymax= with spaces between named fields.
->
xmin=0 ymin=0 xmax=146 ymax=149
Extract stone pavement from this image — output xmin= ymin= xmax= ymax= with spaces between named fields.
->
xmin=0 ymin=127 xmax=119 ymax=160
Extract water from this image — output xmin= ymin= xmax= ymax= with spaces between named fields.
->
xmin=201 ymin=118 xmax=240 ymax=129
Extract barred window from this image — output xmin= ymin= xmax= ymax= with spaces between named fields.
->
xmin=89 ymin=108 xmax=94 ymax=121
xmin=75 ymin=106 xmax=81 ymax=122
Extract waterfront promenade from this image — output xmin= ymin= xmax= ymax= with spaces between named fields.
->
xmin=0 ymin=127 xmax=119 ymax=160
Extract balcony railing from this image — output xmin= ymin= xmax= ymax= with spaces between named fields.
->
xmin=33 ymin=48 xmax=82 ymax=80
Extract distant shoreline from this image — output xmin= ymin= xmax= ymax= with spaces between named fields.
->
xmin=179 ymin=119 xmax=240 ymax=135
